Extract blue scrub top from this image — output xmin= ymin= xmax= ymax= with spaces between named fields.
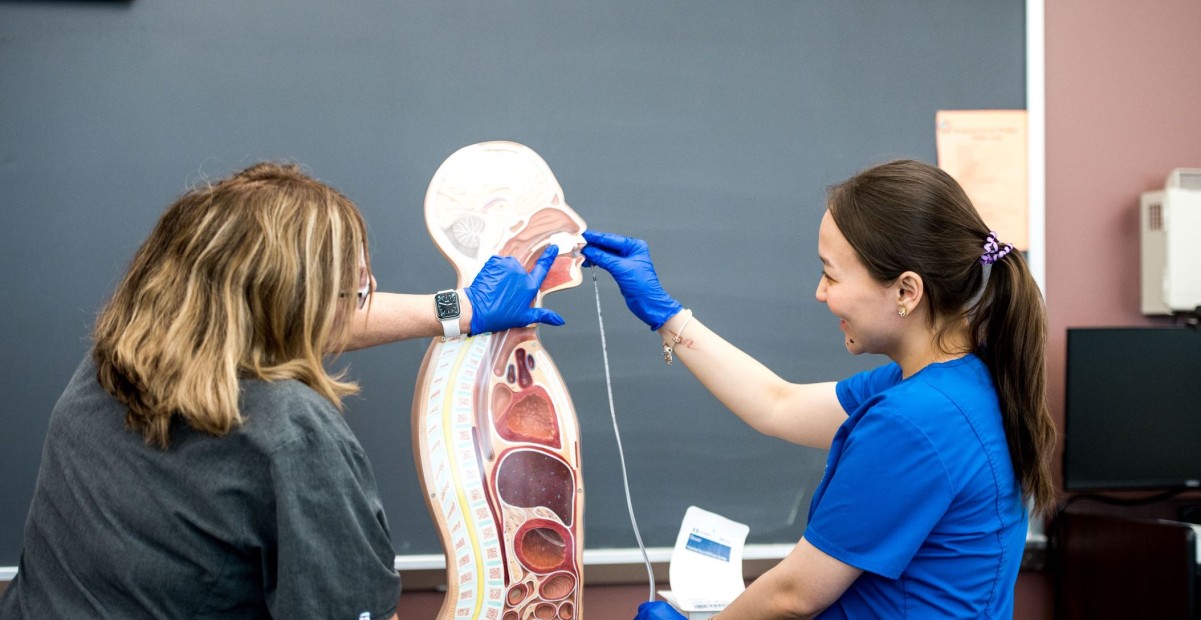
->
xmin=805 ymin=354 xmax=1027 ymax=619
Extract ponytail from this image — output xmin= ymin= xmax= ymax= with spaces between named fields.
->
xmin=970 ymin=252 xmax=1057 ymax=516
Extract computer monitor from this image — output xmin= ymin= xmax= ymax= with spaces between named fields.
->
xmin=1063 ymin=327 xmax=1201 ymax=491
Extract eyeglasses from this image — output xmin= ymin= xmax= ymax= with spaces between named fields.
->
xmin=341 ymin=281 xmax=371 ymax=310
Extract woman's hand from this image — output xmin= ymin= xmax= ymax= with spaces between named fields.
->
xmin=581 ymin=229 xmax=682 ymax=330
xmin=634 ymin=601 xmax=687 ymax=620
xmin=464 ymin=246 xmax=565 ymax=335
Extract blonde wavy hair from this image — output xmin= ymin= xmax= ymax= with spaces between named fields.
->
xmin=92 ymin=162 xmax=373 ymax=448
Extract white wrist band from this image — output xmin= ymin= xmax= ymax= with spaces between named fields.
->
xmin=662 ymin=309 xmax=693 ymax=365
xmin=435 ymin=289 xmax=462 ymax=339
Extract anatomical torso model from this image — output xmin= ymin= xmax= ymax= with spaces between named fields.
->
xmin=412 ymin=142 xmax=588 ymax=620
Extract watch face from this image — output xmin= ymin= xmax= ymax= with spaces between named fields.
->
xmin=435 ymin=291 xmax=460 ymax=320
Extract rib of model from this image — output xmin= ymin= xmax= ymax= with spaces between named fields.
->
xmin=413 ymin=141 xmax=588 ymax=620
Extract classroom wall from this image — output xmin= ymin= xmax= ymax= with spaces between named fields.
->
xmin=1020 ymin=0 xmax=1201 ymax=617
xmin=1045 ymin=3 xmax=1201 ymax=376
xmin=1046 ymin=0 xmax=1201 ymax=402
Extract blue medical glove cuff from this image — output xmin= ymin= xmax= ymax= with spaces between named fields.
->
xmin=633 ymin=292 xmax=683 ymax=332
xmin=464 ymin=283 xmax=495 ymax=335
xmin=634 ymin=601 xmax=687 ymax=620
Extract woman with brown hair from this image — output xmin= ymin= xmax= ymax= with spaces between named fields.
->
xmin=0 ymin=162 xmax=565 ymax=619
xmin=585 ymin=159 xmax=1056 ymax=619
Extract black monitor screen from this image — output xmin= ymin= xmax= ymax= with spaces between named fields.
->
xmin=1064 ymin=327 xmax=1201 ymax=491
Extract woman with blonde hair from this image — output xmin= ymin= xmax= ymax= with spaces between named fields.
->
xmin=0 ymin=162 xmax=564 ymax=619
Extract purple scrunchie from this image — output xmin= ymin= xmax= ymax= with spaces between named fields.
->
xmin=980 ymin=231 xmax=1014 ymax=265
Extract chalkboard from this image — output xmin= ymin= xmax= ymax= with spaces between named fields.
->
xmin=0 ymin=1 xmax=1025 ymax=567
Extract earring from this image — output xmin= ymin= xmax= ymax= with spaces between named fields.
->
xmin=897 ymin=304 xmax=909 ymax=318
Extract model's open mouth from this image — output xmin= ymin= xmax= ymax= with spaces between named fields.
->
xmin=542 ymin=231 xmax=585 ymax=258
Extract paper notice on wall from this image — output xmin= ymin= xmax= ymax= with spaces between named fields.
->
xmin=935 ymin=109 xmax=1029 ymax=251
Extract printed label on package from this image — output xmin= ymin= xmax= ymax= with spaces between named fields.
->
xmin=685 ymin=533 xmax=731 ymax=562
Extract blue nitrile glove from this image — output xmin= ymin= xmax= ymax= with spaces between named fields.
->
xmin=464 ymin=246 xmax=565 ymax=335
xmin=581 ymin=229 xmax=683 ymax=331
xmin=635 ymin=601 xmax=688 ymax=620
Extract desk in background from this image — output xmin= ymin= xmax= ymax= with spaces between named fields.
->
xmin=1057 ymin=510 xmax=1199 ymax=619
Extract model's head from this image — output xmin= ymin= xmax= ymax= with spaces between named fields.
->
xmin=425 ymin=141 xmax=586 ymax=295
xmin=93 ymin=161 xmax=372 ymax=447
xmin=824 ymin=159 xmax=993 ymax=330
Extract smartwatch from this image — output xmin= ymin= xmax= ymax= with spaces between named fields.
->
xmin=434 ymin=289 xmax=462 ymax=339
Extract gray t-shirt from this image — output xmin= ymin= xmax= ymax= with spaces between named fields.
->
xmin=0 ymin=357 xmax=401 ymax=619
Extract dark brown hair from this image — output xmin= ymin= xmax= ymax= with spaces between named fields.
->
xmin=827 ymin=159 xmax=1057 ymax=516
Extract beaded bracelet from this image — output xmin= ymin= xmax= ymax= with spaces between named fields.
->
xmin=662 ymin=310 xmax=693 ymax=365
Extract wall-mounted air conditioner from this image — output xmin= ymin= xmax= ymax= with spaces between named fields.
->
xmin=1141 ymin=168 xmax=1201 ymax=315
